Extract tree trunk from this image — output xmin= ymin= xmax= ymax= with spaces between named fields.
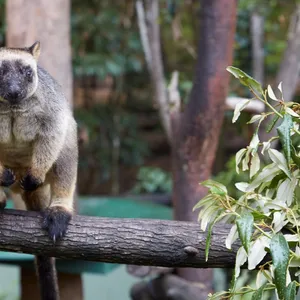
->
xmin=6 ymin=0 xmax=73 ymax=104
xmin=171 ymin=0 xmax=237 ymax=288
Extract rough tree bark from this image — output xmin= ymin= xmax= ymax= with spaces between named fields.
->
xmin=6 ymin=0 xmax=73 ymax=104
xmin=171 ymin=0 xmax=237 ymax=287
xmin=0 ymin=209 xmax=240 ymax=267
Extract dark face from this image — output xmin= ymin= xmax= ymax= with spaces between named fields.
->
xmin=0 ymin=59 xmax=35 ymax=104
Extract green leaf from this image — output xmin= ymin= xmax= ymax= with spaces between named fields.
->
xmin=193 ymin=195 xmax=215 ymax=211
xmin=199 ymin=204 xmax=220 ymax=231
xmin=275 ymin=177 xmax=297 ymax=206
xmin=205 ymin=213 xmax=225 ymax=261
xmin=246 ymin=163 xmax=280 ymax=192
xmin=272 ymin=211 xmax=288 ymax=233
xmin=286 ymin=107 xmax=300 ymax=118
xmin=248 ymin=114 xmax=263 ymax=124
xmin=266 ymin=113 xmax=280 ymax=133
xmin=200 ymin=179 xmax=227 ymax=196
xmin=236 ymin=212 xmax=254 ymax=254
xmin=267 ymin=84 xmax=279 ymax=101
xmin=205 ymin=221 xmax=214 ymax=262
xmin=261 ymin=141 xmax=271 ymax=155
xmin=227 ymin=66 xmax=263 ymax=94
xmin=268 ymin=148 xmax=291 ymax=179
xmin=250 ymin=152 xmax=260 ymax=179
xmin=291 ymin=144 xmax=300 ymax=167
xmin=269 ymin=173 xmax=287 ymax=190
xmin=248 ymin=236 xmax=269 ymax=270
xmin=232 ymin=99 xmax=250 ymax=123
xmin=226 ymin=224 xmax=238 ymax=250
xmin=251 ymin=283 xmax=267 ymax=300
xmin=235 ymin=182 xmax=249 ymax=192
xmin=236 ymin=148 xmax=247 ymax=173
xmin=277 ymin=114 xmax=293 ymax=164
xmin=285 ymin=281 xmax=296 ymax=300
xmin=270 ymin=233 xmax=290 ymax=300
xmin=250 ymin=133 xmax=260 ymax=149
xmin=235 ymin=246 xmax=247 ymax=279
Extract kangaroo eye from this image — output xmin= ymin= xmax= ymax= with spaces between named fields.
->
xmin=25 ymin=68 xmax=33 ymax=77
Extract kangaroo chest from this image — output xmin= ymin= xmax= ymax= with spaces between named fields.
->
xmin=0 ymin=112 xmax=40 ymax=168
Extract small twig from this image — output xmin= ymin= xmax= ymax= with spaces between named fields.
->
xmin=136 ymin=0 xmax=152 ymax=72
xmin=136 ymin=0 xmax=175 ymax=143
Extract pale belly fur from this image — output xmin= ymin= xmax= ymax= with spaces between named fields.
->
xmin=0 ymin=142 xmax=34 ymax=169
xmin=0 ymin=112 xmax=37 ymax=173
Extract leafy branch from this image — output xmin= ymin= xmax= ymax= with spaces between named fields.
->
xmin=194 ymin=66 xmax=300 ymax=300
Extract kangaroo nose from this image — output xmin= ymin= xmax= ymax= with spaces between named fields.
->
xmin=7 ymin=87 xmax=21 ymax=100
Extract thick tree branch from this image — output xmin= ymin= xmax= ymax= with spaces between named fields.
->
xmin=0 ymin=209 xmax=239 ymax=268
xmin=136 ymin=0 xmax=152 ymax=71
xmin=143 ymin=0 xmax=173 ymax=143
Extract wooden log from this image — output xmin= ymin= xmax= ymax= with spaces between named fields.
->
xmin=0 ymin=209 xmax=239 ymax=268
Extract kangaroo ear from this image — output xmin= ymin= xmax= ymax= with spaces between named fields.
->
xmin=28 ymin=41 xmax=41 ymax=61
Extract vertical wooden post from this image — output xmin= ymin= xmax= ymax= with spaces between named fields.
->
xmin=6 ymin=0 xmax=73 ymax=105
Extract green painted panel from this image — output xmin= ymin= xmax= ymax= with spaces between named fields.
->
xmin=78 ymin=196 xmax=172 ymax=219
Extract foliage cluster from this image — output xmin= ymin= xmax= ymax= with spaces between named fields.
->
xmin=71 ymin=0 xmax=144 ymax=79
xmin=0 ymin=0 xmax=299 ymax=195
xmin=76 ymin=106 xmax=149 ymax=182
xmin=131 ymin=166 xmax=172 ymax=194
xmin=194 ymin=67 xmax=300 ymax=299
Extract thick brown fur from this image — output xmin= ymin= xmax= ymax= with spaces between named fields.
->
xmin=0 ymin=41 xmax=78 ymax=300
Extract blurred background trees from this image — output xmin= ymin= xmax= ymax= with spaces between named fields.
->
xmin=1 ymin=0 xmax=300 ymax=298
xmin=0 ymin=0 xmax=297 ymax=199
xmin=68 ymin=0 xmax=300 ymax=197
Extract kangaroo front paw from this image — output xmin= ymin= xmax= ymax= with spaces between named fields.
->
xmin=20 ymin=173 xmax=43 ymax=191
xmin=42 ymin=206 xmax=72 ymax=243
xmin=0 ymin=168 xmax=15 ymax=187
